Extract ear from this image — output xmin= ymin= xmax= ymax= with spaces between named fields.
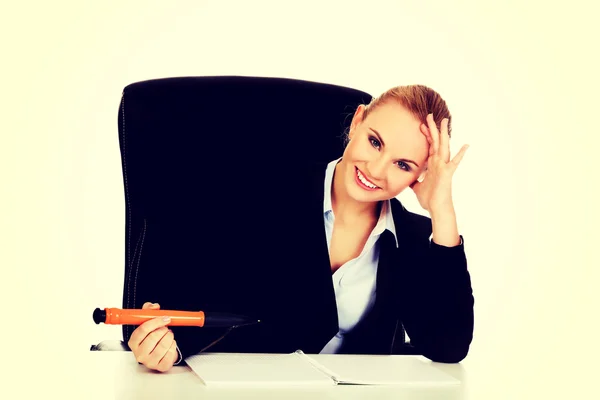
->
xmin=348 ymin=104 xmax=366 ymax=140
xmin=417 ymin=164 xmax=428 ymax=181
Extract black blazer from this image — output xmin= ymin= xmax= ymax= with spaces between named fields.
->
xmin=130 ymin=160 xmax=474 ymax=364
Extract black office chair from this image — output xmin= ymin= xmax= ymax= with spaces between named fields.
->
xmin=90 ymin=76 xmax=410 ymax=353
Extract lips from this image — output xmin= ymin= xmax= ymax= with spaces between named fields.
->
xmin=355 ymin=167 xmax=380 ymax=191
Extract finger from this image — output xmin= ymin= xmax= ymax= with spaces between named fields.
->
xmin=427 ymin=113 xmax=439 ymax=155
xmin=420 ymin=123 xmax=432 ymax=141
xmin=450 ymin=144 xmax=470 ymax=169
xmin=420 ymin=123 xmax=435 ymax=157
xmin=420 ymin=123 xmax=434 ymax=147
xmin=136 ymin=327 xmax=171 ymax=364
xmin=439 ymin=118 xmax=450 ymax=162
xmin=155 ymin=340 xmax=179 ymax=372
xmin=146 ymin=330 xmax=175 ymax=369
xmin=128 ymin=316 xmax=171 ymax=352
xmin=142 ymin=302 xmax=160 ymax=309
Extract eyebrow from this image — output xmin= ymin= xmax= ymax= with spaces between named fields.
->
xmin=369 ymin=128 xmax=420 ymax=168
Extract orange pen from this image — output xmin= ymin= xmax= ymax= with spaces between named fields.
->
xmin=93 ymin=307 xmax=259 ymax=328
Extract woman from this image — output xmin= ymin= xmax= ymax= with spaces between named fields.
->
xmin=127 ymin=84 xmax=474 ymax=372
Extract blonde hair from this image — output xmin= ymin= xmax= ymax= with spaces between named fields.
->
xmin=347 ymin=85 xmax=452 ymax=143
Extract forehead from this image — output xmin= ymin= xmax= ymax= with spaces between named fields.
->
xmin=364 ymin=102 xmax=428 ymax=155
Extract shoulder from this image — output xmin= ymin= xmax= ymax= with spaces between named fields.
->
xmin=389 ymin=198 xmax=432 ymax=239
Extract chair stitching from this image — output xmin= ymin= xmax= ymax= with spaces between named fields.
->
xmin=127 ymin=217 xmax=147 ymax=339
xmin=121 ymin=93 xmax=132 ymax=278
xmin=125 ymin=222 xmax=144 ymax=339
xmin=132 ymin=218 xmax=147 ymax=324
xmin=121 ymin=92 xmax=133 ymax=339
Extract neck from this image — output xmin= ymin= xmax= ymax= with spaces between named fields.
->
xmin=331 ymin=160 xmax=381 ymax=224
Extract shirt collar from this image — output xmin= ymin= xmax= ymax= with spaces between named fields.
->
xmin=323 ymin=158 xmax=399 ymax=248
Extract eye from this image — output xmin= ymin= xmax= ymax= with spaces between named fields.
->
xmin=396 ymin=161 xmax=411 ymax=172
xmin=369 ymin=136 xmax=381 ymax=149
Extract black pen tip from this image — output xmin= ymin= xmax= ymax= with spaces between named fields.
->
xmin=93 ymin=308 xmax=106 ymax=324
xmin=203 ymin=313 xmax=260 ymax=328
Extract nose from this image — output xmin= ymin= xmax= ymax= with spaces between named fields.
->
xmin=366 ymin=155 xmax=387 ymax=181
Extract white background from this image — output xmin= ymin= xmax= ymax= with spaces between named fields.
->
xmin=2 ymin=0 xmax=599 ymax=398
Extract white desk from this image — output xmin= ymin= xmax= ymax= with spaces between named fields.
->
xmin=87 ymin=351 xmax=468 ymax=400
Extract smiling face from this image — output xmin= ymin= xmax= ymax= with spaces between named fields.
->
xmin=336 ymin=100 xmax=430 ymax=203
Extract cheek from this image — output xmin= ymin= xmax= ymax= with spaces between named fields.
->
xmin=345 ymin=138 xmax=372 ymax=159
xmin=386 ymin=171 xmax=418 ymax=193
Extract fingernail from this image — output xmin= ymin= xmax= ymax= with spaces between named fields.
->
xmin=162 ymin=316 xmax=171 ymax=322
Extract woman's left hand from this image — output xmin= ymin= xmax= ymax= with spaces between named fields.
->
xmin=410 ymin=114 xmax=469 ymax=213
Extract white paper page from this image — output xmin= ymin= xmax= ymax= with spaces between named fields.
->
xmin=185 ymin=352 xmax=336 ymax=387
xmin=305 ymin=354 xmax=460 ymax=386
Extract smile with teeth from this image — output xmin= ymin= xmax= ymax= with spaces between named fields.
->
xmin=356 ymin=168 xmax=379 ymax=189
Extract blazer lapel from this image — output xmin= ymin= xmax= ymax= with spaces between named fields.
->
xmin=366 ymin=199 xmax=413 ymax=322
xmin=304 ymin=161 xmax=339 ymax=352
xmin=336 ymin=200 xmax=417 ymax=354
xmin=333 ymin=228 xmax=398 ymax=354
xmin=276 ymin=161 xmax=339 ymax=353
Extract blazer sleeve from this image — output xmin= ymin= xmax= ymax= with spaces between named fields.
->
xmin=125 ymin=293 xmax=232 ymax=363
xmin=397 ymin=234 xmax=475 ymax=363
xmin=168 ymin=324 xmax=230 ymax=362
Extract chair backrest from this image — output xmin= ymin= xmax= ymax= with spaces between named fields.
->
xmin=116 ymin=76 xmax=372 ymax=340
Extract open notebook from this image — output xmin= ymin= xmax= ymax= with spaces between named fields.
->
xmin=185 ymin=350 xmax=460 ymax=387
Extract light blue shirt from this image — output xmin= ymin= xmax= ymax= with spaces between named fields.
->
xmin=319 ymin=158 xmax=399 ymax=354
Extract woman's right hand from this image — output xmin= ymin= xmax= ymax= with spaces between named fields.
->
xmin=127 ymin=302 xmax=179 ymax=372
